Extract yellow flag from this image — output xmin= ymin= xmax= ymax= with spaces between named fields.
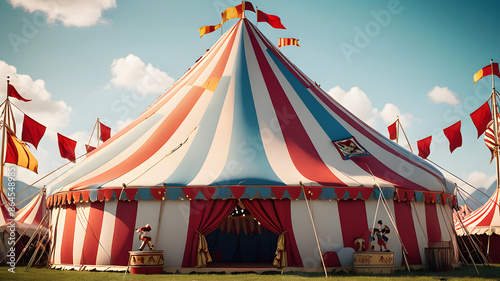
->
xmin=221 ymin=6 xmax=242 ymax=24
xmin=5 ymin=129 xmax=38 ymax=173
xmin=198 ymin=24 xmax=221 ymax=38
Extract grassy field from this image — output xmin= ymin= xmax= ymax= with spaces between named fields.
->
xmin=0 ymin=265 xmax=499 ymax=281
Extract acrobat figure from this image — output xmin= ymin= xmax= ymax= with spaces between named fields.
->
xmin=370 ymin=220 xmax=390 ymax=252
xmin=136 ymin=224 xmax=155 ymax=251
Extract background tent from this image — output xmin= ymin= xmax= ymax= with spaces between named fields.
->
xmin=455 ymin=187 xmax=500 ymax=263
xmin=45 ymin=17 xmax=457 ymax=271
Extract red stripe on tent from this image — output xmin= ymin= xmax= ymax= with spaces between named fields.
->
xmin=249 ymin=20 xmax=440 ymax=191
xmin=80 ymin=201 xmax=105 ymax=265
xmin=60 ymin=204 xmax=77 ymax=264
xmin=394 ymin=201 xmax=422 ymax=264
xmin=85 ymin=21 xmax=240 ymax=159
xmin=425 ymin=203 xmax=442 ymax=242
xmin=338 ymin=200 xmax=370 ymax=250
xmin=110 ymin=200 xmax=138 ymax=265
xmin=69 ymin=86 xmax=206 ymax=190
xmin=245 ymin=20 xmax=346 ymax=187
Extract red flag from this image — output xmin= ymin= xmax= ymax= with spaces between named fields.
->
xmin=256 ymin=10 xmax=286 ymax=29
xmin=8 ymin=84 xmax=31 ymax=102
xmin=57 ymin=133 xmax=77 ymax=162
xmin=21 ymin=114 xmax=46 ymax=149
xmin=100 ymin=122 xmax=111 ymax=142
xmin=470 ymin=101 xmax=492 ymax=138
xmin=85 ymin=144 xmax=96 ymax=154
xmin=387 ymin=120 xmax=398 ymax=140
xmin=443 ymin=121 xmax=462 ymax=153
xmin=417 ymin=136 xmax=432 ymax=159
xmin=473 ymin=63 xmax=500 ymax=84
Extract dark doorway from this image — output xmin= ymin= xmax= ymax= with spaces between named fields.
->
xmin=205 ymin=202 xmax=278 ymax=265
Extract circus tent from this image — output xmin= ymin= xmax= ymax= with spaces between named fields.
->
xmin=455 ymin=187 xmax=500 ymax=262
xmin=45 ymin=17 xmax=457 ymax=271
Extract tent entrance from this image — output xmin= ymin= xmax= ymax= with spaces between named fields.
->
xmin=205 ymin=201 xmax=278 ymax=267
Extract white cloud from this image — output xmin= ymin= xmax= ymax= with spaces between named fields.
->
xmin=427 ymin=86 xmax=460 ymax=105
xmin=8 ymin=0 xmax=116 ymax=27
xmin=0 ymin=60 xmax=72 ymax=132
xmin=115 ymin=118 xmax=133 ymax=131
xmin=327 ymin=86 xmax=378 ymax=127
xmin=0 ymin=60 xmax=76 ymax=186
xmin=467 ymin=171 xmax=496 ymax=189
xmin=380 ymin=103 xmax=414 ymax=128
xmin=109 ymin=54 xmax=175 ymax=95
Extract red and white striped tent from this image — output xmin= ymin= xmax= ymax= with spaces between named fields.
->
xmin=15 ymin=188 xmax=47 ymax=237
xmin=45 ymin=18 xmax=457 ymax=271
xmin=455 ymin=187 xmax=500 ymax=262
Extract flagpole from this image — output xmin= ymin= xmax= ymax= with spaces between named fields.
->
xmin=396 ymin=116 xmax=399 ymax=144
xmin=490 ymin=59 xmax=499 ymax=192
xmin=0 ymin=77 xmax=10 ymax=194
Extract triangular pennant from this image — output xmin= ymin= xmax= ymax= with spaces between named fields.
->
xmin=230 ymin=186 xmax=246 ymax=199
xmin=165 ymin=188 xmax=182 ymax=201
xmin=335 ymin=188 xmax=348 ymax=199
xmin=271 ymin=187 xmax=287 ymax=199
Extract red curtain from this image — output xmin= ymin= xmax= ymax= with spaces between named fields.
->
xmin=182 ymin=200 xmax=238 ymax=267
xmin=241 ymin=199 xmax=303 ymax=267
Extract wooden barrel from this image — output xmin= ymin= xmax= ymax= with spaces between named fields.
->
xmin=353 ymin=252 xmax=394 ymax=274
xmin=425 ymin=247 xmax=452 ymax=271
xmin=128 ymin=250 xmax=164 ymax=274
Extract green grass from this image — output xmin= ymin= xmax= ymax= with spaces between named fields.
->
xmin=0 ymin=265 xmax=499 ymax=281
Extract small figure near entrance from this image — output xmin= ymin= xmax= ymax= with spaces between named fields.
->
xmin=370 ymin=220 xmax=390 ymax=252
xmin=136 ymin=224 xmax=155 ymax=251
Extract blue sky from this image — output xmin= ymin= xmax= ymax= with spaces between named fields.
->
xmin=1 ymin=0 xmax=499 ymax=207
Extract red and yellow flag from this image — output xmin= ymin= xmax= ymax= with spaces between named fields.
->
xmin=221 ymin=1 xmax=255 ymax=24
xmin=473 ymin=63 xmax=500 ymax=84
xmin=278 ymin=38 xmax=300 ymax=48
xmin=5 ymin=128 xmax=38 ymax=173
xmin=198 ymin=24 xmax=221 ymax=38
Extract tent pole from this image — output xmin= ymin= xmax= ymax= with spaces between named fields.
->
xmin=0 ymin=78 xmax=10 ymax=195
xmin=300 ymin=182 xmax=327 ymax=278
xmin=155 ymin=194 xmax=165 ymax=247
xmin=454 ymin=211 xmax=480 ymax=273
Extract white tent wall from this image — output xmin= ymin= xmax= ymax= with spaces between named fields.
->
xmin=154 ymin=200 xmax=189 ymax=267
xmin=410 ymin=201 xmax=428 ymax=264
xmin=47 ymin=196 xmax=457 ymax=270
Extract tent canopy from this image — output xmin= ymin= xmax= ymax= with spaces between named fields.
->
xmin=456 ymin=187 xmax=500 ymax=236
xmin=46 ymin=18 xmax=454 ymax=197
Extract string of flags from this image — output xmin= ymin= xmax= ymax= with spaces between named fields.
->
xmin=389 ymin=62 xmax=500 ymax=160
xmin=198 ymin=1 xmax=287 ymax=38
xmin=4 ymin=83 xmax=112 ymax=172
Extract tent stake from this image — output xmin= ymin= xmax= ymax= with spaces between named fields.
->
xmin=301 ymin=182 xmax=328 ymax=278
